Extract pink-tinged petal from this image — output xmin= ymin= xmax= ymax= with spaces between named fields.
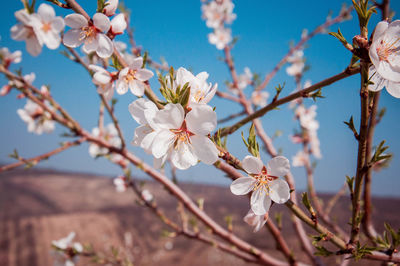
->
xmin=103 ymin=0 xmax=118 ymax=16
xmin=83 ymin=37 xmax=99 ymax=53
xmin=267 ymin=156 xmax=290 ymax=177
xmin=170 ymin=143 xmax=198 ymax=170
xmin=269 ymin=179 xmax=290 ymax=204
xmin=230 ymin=177 xmax=256 ymax=195
xmin=386 ymin=81 xmax=400 ymax=98
xmin=369 ymin=41 xmax=380 ymax=70
xmin=15 ymin=10 xmax=31 ymax=24
xmin=26 ymin=37 xmax=42 ymax=56
xmin=37 ymin=3 xmax=55 ymax=22
xmin=95 ymin=34 xmax=113 ymax=58
xmin=129 ymin=57 xmax=143 ymax=70
xmin=190 ymin=135 xmax=218 ymax=165
xmin=372 ymin=21 xmax=388 ymax=41
xmin=110 ymin=14 xmax=127 ymax=34
xmin=151 ymin=130 xmax=175 ymax=158
xmin=101 ymin=85 xmax=114 ymax=101
xmin=51 ymin=17 xmax=65 ymax=32
xmin=93 ymin=13 xmax=110 ymax=32
xmin=63 ymin=29 xmax=83 ymax=47
xmin=129 ymin=80 xmax=145 ymax=96
xmin=154 ymin=103 xmax=184 ymax=130
xmin=65 ymin=14 xmax=87 ymax=28
xmin=185 ymin=104 xmax=216 ymax=135
xmin=242 ymin=155 xmax=263 ymax=175
xmin=385 ymin=20 xmax=400 ymax=39
xmin=116 ymin=80 xmax=128 ymax=95
xmin=250 ymin=189 xmax=271 ymax=215
xmin=135 ymin=69 xmax=154 ymax=82
xmin=93 ymin=71 xmax=111 ymax=84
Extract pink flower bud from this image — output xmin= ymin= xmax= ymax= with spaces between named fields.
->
xmin=103 ymin=0 xmax=119 ymax=16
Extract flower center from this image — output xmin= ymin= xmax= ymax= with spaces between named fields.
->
xmin=41 ymin=22 xmax=52 ymax=33
xmin=193 ymin=89 xmax=205 ymax=102
xmin=170 ymin=121 xmax=193 ymax=148
xmin=124 ymin=69 xmax=137 ymax=83
xmin=253 ymin=166 xmax=278 ymax=193
xmin=377 ymin=38 xmax=400 ymax=62
xmin=80 ymin=26 xmax=97 ymax=42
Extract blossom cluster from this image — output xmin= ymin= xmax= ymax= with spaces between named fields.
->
xmin=129 ymin=67 xmax=219 ymax=170
xmin=202 ymin=0 xmax=236 ymax=50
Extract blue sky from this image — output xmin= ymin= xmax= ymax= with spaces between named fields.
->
xmin=1 ymin=1 xmax=400 ymax=196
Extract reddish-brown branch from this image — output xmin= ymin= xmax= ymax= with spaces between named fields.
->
xmin=0 ymin=138 xmax=85 ymax=172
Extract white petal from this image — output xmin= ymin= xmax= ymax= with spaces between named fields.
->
xmin=110 ymin=13 xmax=127 ymax=34
xmin=104 ymin=0 xmax=118 ymax=16
xmin=250 ymin=189 xmax=271 ymax=215
xmin=26 ymin=37 xmax=42 ymax=56
xmin=185 ymin=104 xmax=216 ymax=135
xmin=51 ymin=17 xmax=65 ymax=32
xmin=242 ymin=155 xmax=263 ymax=174
xmin=151 ymin=130 xmax=175 ymax=158
xmin=386 ymin=81 xmax=400 ymax=98
xmin=135 ymin=69 xmax=154 ymax=81
xmin=170 ymin=143 xmax=198 ymax=170
xmin=43 ymin=31 xmax=61 ymax=49
xmin=93 ymin=13 xmax=110 ymax=32
xmin=230 ymin=177 xmax=256 ymax=195
xmin=37 ymin=3 xmax=55 ymax=22
xmin=129 ymin=80 xmax=145 ymax=96
xmin=116 ymin=80 xmax=128 ymax=94
xmin=368 ymin=67 xmax=385 ymax=92
xmin=83 ymin=37 xmax=99 ymax=53
xmin=63 ymin=29 xmax=83 ymax=47
xmin=15 ymin=10 xmax=32 ymax=24
xmin=372 ymin=21 xmax=388 ymax=41
xmin=269 ymin=179 xmax=290 ymax=204
xmin=95 ymin=34 xmax=113 ymax=58
xmin=190 ymin=135 xmax=218 ymax=165
xmin=93 ymin=71 xmax=111 ymax=84
xmin=129 ymin=57 xmax=143 ymax=70
xmin=65 ymin=13 xmax=87 ymax=28
xmin=154 ymin=103 xmax=184 ymax=130
xmin=267 ymin=156 xmax=290 ymax=177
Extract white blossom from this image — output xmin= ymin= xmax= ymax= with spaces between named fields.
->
xmin=89 ymin=64 xmax=115 ymax=100
xmin=368 ymin=65 xmax=400 ymax=98
xmin=202 ymin=0 xmax=236 ymax=29
xmin=141 ymin=189 xmax=153 ymax=202
xmin=63 ymin=13 xmax=114 ymax=58
xmin=11 ymin=10 xmax=42 ymax=56
xmin=30 ymin=3 xmax=64 ymax=50
xmin=89 ymin=123 xmax=121 ymax=157
xmin=52 ymin=232 xmax=82 ymax=266
xmin=251 ymin=91 xmax=269 ymax=107
xmin=116 ymin=57 xmax=154 ymax=96
xmin=0 ymin=47 xmax=22 ymax=67
xmin=103 ymin=0 xmax=119 ymax=17
xmin=230 ymin=156 xmax=291 ymax=215
xmin=113 ymin=176 xmax=127 ymax=192
xmin=110 ymin=13 xmax=127 ymax=35
xmin=243 ymin=209 xmax=268 ymax=233
xmin=286 ymin=50 xmax=305 ymax=77
xmin=292 ymin=150 xmax=307 ymax=167
xmin=208 ymin=27 xmax=232 ymax=50
xmin=236 ymin=67 xmax=253 ymax=91
xmin=17 ymin=99 xmax=55 ymax=135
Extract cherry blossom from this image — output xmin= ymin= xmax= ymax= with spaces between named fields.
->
xmin=142 ymin=103 xmax=219 ymax=170
xmin=103 ymin=0 xmax=119 ymax=17
xmin=116 ymin=57 xmax=154 ymax=96
xmin=89 ymin=64 xmax=115 ymax=100
xmin=0 ymin=47 xmax=22 ymax=68
xmin=369 ymin=20 xmax=400 ymax=84
xmin=88 ymin=123 xmax=121 ymax=157
xmin=251 ymin=91 xmax=270 ymax=107
xmin=30 ymin=3 xmax=65 ymax=50
xmin=286 ymin=50 xmax=305 ymax=77
xmin=175 ymin=67 xmax=217 ymax=105
xmin=11 ymin=10 xmax=42 ymax=56
xmin=230 ymin=155 xmax=291 ymax=215
xmin=208 ymin=27 xmax=232 ymax=50
xmin=113 ymin=175 xmax=127 ymax=192
xmin=63 ymin=13 xmax=114 ymax=58
xmin=17 ymin=99 xmax=55 ymax=135
xmin=243 ymin=209 xmax=268 ymax=233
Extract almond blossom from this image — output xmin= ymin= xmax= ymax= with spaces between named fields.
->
xmin=30 ymin=3 xmax=65 ymax=50
xmin=17 ymin=99 xmax=55 ymax=135
xmin=89 ymin=123 xmax=121 ymax=157
xmin=175 ymin=67 xmax=217 ymax=105
xmin=116 ymin=57 xmax=154 ymax=96
xmin=11 ymin=10 xmax=42 ymax=56
xmin=89 ymin=64 xmax=115 ymax=100
xmin=63 ymin=13 xmax=113 ymax=58
xmin=243 ymin=209 xmax=268 ymax=233
xmin=369 ymin=20 xmax=400 ymax=84
xmin=208 ymin=27 xmax=232 ymax=50
xmin=230 ymin=156 xmax=291 ymax=215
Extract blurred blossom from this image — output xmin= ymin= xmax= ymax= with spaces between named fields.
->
xmin=141 ymin=189 xmax=153 ymax=202
xmin=113 ymin=175 xmax=127 ymax=192
xmin=89 ymin=123 xmax=121 ymax=157
xmin=11 ymin=10 xmax=42 ymax=56
xmin=208 ymin=27 xmax=232 ymax=50
xmin=286 ymin=50 xmax=305 ymax=77
xmin=17 ymin=99 xmax=55 ymax=135
xmin=243 ymin=209 xmax=268 ymax=233
xmin=251 ymin=91 xmax=269 ymax=107
xmin=292 ymin=150 xmax=307 ymax=167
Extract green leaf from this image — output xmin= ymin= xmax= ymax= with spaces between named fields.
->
xmin=344 ymin=116 xmax=359 ymax=139
xmin=314 ymin=245 xmax=333 ymax=257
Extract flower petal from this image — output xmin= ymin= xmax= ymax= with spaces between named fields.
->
xmin=37 ymin=3 xmax=55 ymax=22
xmin=386 ymin=80 xmax=400 ymax=98
xmin=129 ymin=57 xmax=143 ymax=70
xmin=250 ymin=189 xmax=271 ymax=215
xmin=185 ymin=104 xmax=216 ymax=135
xmin=93 ymin=13 xmax=110 ymax=32
xmin=65 ymin=13 xmax=87 ymax=28
xmin=135 ymin=69 xmax=154 ymax=81
xmin=170 ymin=142 xmax=198 ymax=170
xmin=242 ymin=155 xmax=263 ymax=174
xmin=267 ymin=156 xmax=290 ymax=177
xmin=151 ymin=130 xmax=175 ymax=158
xmin=110 ymin=13 xmax=127 ymax=34
xmin=63 ymin=29 xmax=83 ymax=47
xmin=95 ymin=34 xmax=113 ymax=58
xmin=230 ymin=177 xmax=256 ymax=195
xmin=51 ymin=17 xmax=65 ymax=32
xmin=154 ymin=103 xmax=184 ymax=130
xmin=129 ymin=80 xmax=145 ymax=96
xmin=269 ymin=179 xmax=290 ymax=204
xmin=190 ymin=135 xmax=219 ymax=165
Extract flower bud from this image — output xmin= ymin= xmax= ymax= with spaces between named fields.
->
xmin=103 ymin=0 xmax=119 ymax=16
